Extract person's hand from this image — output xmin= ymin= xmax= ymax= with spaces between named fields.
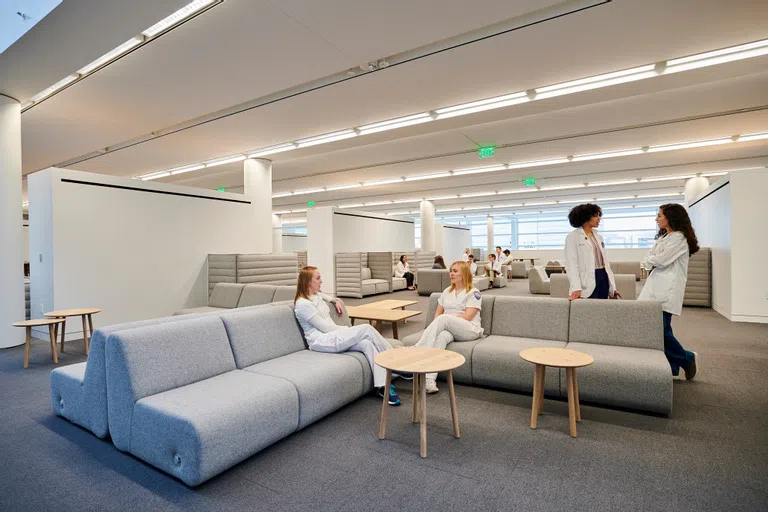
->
xmin=335 ymin=300 xmax=344 ymax=315
xmin=568 ymin=290 xmax=582 ymax=301
xmin=611 ymin=291 xmax=622 ymax=300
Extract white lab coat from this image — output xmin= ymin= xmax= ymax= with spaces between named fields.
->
xmin=637 ymin=232 xmax=689 ymax=316
xmin=394 ymin=261 xmax=410 ymax=278
xmin=564 ymin=228 xmax=616 ymax=298
xmin=485 ymin=260 xmax=502 ymax=275
xmin=469 ymin=262 xmax=478 ymax=275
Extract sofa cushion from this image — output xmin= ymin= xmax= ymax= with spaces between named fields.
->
xmin=208 ymin=283 xmax=246 ymax=308
xmin=474 ymin=275 xmax=490 ymax=291
xmin=392 ymin=277 xmax=407 ymax=290
xmin=361 ymin=268 xmax=372 ymax=280
xmin=220 ymin=305 xmax=306 ymax=368
xmin=237 ymin=284 xmax=276 ymax=307
xmin=563 ymin=342 xmax=672 ymax=414
xmin=568 ymin=300 xmax=663 ymax=350
xmin=245 ymin=350 xmax=364 ymax=428
xmin=130 ymin=370 xmax=298 ymax=486
xmin=444 ymin=339 xmax=481 ymax=384
xmin=174 ymin=306 xmax=227 ymax=316
xmin=374 ymin=281 xmax=390 ymax=294
xmin=491 ymin=296 xmax=570 ymax=342
xmin=472 ymin=336 xmax=565 ymax=395
xmin=272 ymin=286 xmax=296 ymax=302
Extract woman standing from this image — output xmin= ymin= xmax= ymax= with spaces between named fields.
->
xmin=294 ymin=266 xmax=401 ymax=404
xmin=415 ymin=261 xmax=484 ymax=394
xmin=395 ymin=255 xmax=415 ymax=290
xmin=564 ymin=203 xmax=621 ymax=300
xmin=638 ymin=204 xmax=699 ymax=380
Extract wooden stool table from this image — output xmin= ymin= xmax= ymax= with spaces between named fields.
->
xmin=375 ymin=347 xmax=465 ymax=458
xmin=519 ymin=347 xmax=594 ymax=438
xmin=356 ymin=299 xmax=419 ymax=324
xmin=12 ymin=318 xmax=65 ymax=368
xmin=346 ymin=306 xmax=421 ymax=339
xmin=44 ymin=308 xmax=101 ymax=356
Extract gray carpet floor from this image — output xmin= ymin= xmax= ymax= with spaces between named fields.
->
xmin=1 ymin=281 xmax=767 ymax=511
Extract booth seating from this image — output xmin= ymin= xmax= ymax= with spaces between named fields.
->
xmin=506 ymin=261 xmax=529 ymax=278
xmin=296 ymin=251 xmax=308 ymax=269
xmin=207 ymin=253 xmax=298 ymax=296
xmin=550 ymin=273 xmax=637 ymax=300
xmin=609 ymin=261 xmax=643 ymax=281
xmin=335 ymin=252 xmax=393 ymax=298
xmin=684 ymin=247 xmax=711 ymax=307
xmin=528 ymin=266 xmax=550 ymax=295
xmin=174 ymin=283 xmax=297 ymax=315
xmin=207 ymin=254 xmax=237 ymax=296
xmin=401 ymin=295 xmax=671 ymax=414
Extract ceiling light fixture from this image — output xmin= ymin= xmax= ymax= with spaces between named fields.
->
xmin=640 ymin=175 xmax=696 ymax=182
xmin=434 ymin=92 xmax=530 ymax=120
xmin=338 ymin=204 xmax=364 ymax=209
xmin=460 ymin=192 xmax=497 ymax=198
xmin=664 ymin=39 xmax=768 ymax=74
xmin=363 ymin=178 xmax=404 ymax=187
xmin=737 ymin=131 xmax=768 ymax=142
xmin=425 ymin=195 xmax=459 ymax=201
xmin=77 ymin=36 xmax=144 ymax=76
xmin=272 ymin=192 xmax=293 ymax=198
xmin=357 ymin=113 xmax=433 ymax=135
xmin=205 ymin=155 xmax=246 ymax=168
xmin=296 ymin=129 xmax=357 ymax=148
xmin=587 ymin=179 xmax=640 ymax=187
xmin=572 ymin=148 xmax=645 ymax=161
xmin=452 ymin=164 xmax=507 ymax=176
xmin=646 ymin=137 xmax=734 ymax=153
xmin=142 ymin=0 xmax=218 ymax=38
xmin=509 ymin=157 xmax=570 ymax=169
xmin=404 ymin=172 xmax=452 ymax=182
xmin=169 ymin=164 xmax=205 ymax=175
xmin=292 ymin=188 xmax=325 ymax=196
xmin=140 ymin=171 xmax=171 ymax=181
xmin=27 ymin=74 xmax=79 ymax=104
xmin=324 ymin=183 xmax=362 ymax=192
xmin=392 ymin=199 xmax=422 ymax=204
xmin=248 ymin=143 xmax=297 ymax=158
xmin=538 ymin=184 xmax=586 ymax=191
xmin=535 ymin=65 xmax=658 ymax=99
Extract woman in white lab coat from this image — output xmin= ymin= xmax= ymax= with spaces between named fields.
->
xmin=395 ymin=254 xmax=415 ymax=290
xmin=564 ymin=203 xmax=621 ymax=300
xmin=294 ymin=266 xmax=402 ymax=405
xmin=638 ymin=204 xmax=699 ymax=380
xmin=416 ymin=261 xmax=484 ymax=394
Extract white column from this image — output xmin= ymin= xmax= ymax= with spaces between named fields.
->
xmin=272 ymin=214 xmax=283 ymax=253
xmin=420 ymin=200 xmax=435 ymax=251
xmin=307 ymin=206 xmax=335 ymax=294
xmin=684 ymin=176 xmax=710 ymax=205
xmin=487 ymin=215 xmax=495 ymax=256
xmin=0 ymin=95 xmax=25 ymax=348
xmin=243 ymin=158 xmax=273 ymax=253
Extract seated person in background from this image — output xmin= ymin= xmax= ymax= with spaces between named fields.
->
xmin=495 ymin=246 xmax=503 ymax=261
xmin=416 ymin=261 xmax=483 ymax=394
xmin=501 ymin=249 xmax=514 ymax=265
xmin=462 ymin=248 xmax=471 ymax=262
xmin=395 ymin=254 xmax=416 ymax=290
xmin=467 ymin=254 xmax=477 ymax=275
xmin=294 ymin=266 xmax=401 ymax=405
xmin=432 ymin=255 xmax=447 ymax=269
xmin=485 ymin=253 xmax=502 ymax=288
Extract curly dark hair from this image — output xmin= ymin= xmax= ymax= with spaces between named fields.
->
xmin=657 ymin=203 xmax=700 ymax=256
xmin=568 ymin=203 xmax=602 ymax=228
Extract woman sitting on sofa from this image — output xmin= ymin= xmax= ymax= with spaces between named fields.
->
xmin=415 ymin=261 xmax=484 ymax=394
xmin=432 ymin=255 xmax=447 ymax=269
xmin=395 ymin=254 xmax=415 ymax=290
xmin=294 ymin=266 xmax=401 ymax=405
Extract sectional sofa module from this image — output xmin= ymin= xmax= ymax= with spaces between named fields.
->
xmin=174 ymin=282 xmax=297 ymax=315
xmin=402 ymin=294 xmax=671 ymax=414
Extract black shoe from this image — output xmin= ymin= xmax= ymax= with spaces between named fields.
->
xmin=684 ymin=352 xmax=698 ymax=381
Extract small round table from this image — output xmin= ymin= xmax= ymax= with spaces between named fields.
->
xmin=519 ymin=347 xmax=594 ymax=438
xmin=44 ymin=308 xmax=101 ymax=356
xmin=375 ymin=347 xmax=465 ymax=458
xmin=12 ymin=318 xmax=65 ymax=368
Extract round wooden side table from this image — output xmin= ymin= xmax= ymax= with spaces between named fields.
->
xmin=44 ymin=308 xmax=101 ymax=356
xmin=12 ymin=318 xmax=65 ymax=368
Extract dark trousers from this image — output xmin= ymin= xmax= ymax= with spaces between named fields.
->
xmin=588 ymin=268 xmax=610 ymax=299
xmin=663 ymin=312 xmax=694 ymax=374
xmin=404 ymin=272 xmax=414 ymax=287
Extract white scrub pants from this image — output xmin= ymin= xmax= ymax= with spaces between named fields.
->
xmin=308 ymin=324 xmax=393 ymax=387
xmin=415 ymin=315 xmax=483 ymax=381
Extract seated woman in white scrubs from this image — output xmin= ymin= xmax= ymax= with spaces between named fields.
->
xmin=294 ymin=266 xmax=401 ymax=405
xmin=395 ymin=254 xmax=415 ymax=290
xmin=638 ymin=204 xmax=699 ymax=380
xmin=415 ymin=261 xmax=484 ymax=394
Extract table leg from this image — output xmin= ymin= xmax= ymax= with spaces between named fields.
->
xmin=530 ymin=365 xmax=542 ymax=429
xmin=59 ymin=318 xmax=66 ymax=352
xmin=420 ymin=371 xmax=428 ymax=458
xmin=87 ymin=314 xmax=94 ymax=336
xmin=401 ymin=306 xmax=407 ymax=324
xmin=573 ymin=369 xmax=581 ymax=423
xmin=48 ymin=323 xmax=59 ymax=364
xmin=81 ymin=315 xmax=90 ymax=356
xmin=447 ymin=370 xmax=460 ymax=438
xmin=351 ymin=318 xmax=355 ymax=326
xmin=412 ymin=373 xmax=419 ymax=423
xmin=23 ymin=327 xmax=31 ymax=369
xmin=392 ymin=321 xmax=399 ymax=340
xmin=566 ymin=367 xmax=577 ymax=438
xmin=538 ymin=366 xmax=546 ymax=415
xmin=378 ymin=369 xmax=393 ymax=440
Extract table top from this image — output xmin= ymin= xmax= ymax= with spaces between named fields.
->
xmin=519 ymin=347 xmax=594 ymax=368
xmin=375 ymin=347 xmax=466 ymax=373
xmin=13 ymin=318 xmax=64 ymax=327
xmin=363 ymin=299 xmax=419 ymax=309
xmin=44 ymin=308 xmax=102 ymax=317
xmin=345 ymin=306 xmax=421 ymax=322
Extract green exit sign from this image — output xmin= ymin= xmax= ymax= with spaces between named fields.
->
xmin=216 ymin=187 xmax=226 ymax=192
xmin=524 ymin=178 xmax=536 ymax=187
xmin=307 ymin=201 xmax=316 ymax=208
xmin=478 ymin=146 xmax=496 ymax=158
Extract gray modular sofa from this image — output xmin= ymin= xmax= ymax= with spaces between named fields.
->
xmin=609 ymin=261 xmax=643 ymax=281
xmin=477 ymin=261 xmax=507 ymax=288
xmin=416 ymin=268 xmax=451 ymax=296
xmin=684 ymin=247 xmax=711 ymax=307
xmin=335 ymin=252 xmax=393 ymax=298
xmin=528 ymin=266 xmax=550 ymax=294
xmin=505 ymin=261 xmax=530 ymax=278
xmin=175 ymin=282 xmax=297 ymax=315
xmin=550 ymin=273 xmax=637 ymax=300
xmin=207 ymin=253 xmax=298 ymax=296
xmin=207 ymin=254 xmax=237 ymax=296
xmin=402 ymin=294 xmax=671 ymax=414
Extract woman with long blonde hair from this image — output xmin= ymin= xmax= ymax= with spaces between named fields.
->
xmin=415 ymin=261 xmax=484 ymax=393
xmin=294 ymin=266 xmax=401 ymax=405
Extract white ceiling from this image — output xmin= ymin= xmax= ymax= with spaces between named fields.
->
xmin=7 ymin=0 xmax=768 ymax=216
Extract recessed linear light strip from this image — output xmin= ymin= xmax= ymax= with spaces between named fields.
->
xmin=134 ymin=38 xmax=768 ymax=180
xmin=21 ymin=0 xmax=221 ymax=110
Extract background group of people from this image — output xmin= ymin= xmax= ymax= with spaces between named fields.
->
xmin=292 ymin=202 xmax=699 ymax=409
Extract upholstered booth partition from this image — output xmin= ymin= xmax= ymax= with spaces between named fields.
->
xmin=296 ymin=251 xmax=308 ymax=269
xmin=684 ymin=247 xmax=711 ymax=307
xmin=207 ymin=254 xmax=237 ymax=296
xmin=367 ymin=252 xmax=394 ymax=293
xmin=236 ymin=253 xmax=298 ymax=287
xmin=335 ymin=253 xmax=364 ymax=298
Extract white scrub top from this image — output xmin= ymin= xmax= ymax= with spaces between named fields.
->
xmin=438 ymin=286 xmax=483 ymax=328
xmin=637 ymin=231 xmax=689 ymax=316
xmin=294 ymin=293 xmax=341 ymax=341
xmin=395 ymin=261 xmax=410 ymax=278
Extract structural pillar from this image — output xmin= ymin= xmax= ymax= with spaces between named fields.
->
xmin=272 ymin=214 xmax=283 ymax=253
xmin=243 ymin=158 xmax=274 ymax=253
xmin=420 ymin=200 xmax=435 ymax=251
xmin=487 ymin=215 xmax=495 ymax=256
xmin=0 ymin=95 xmax=25 ymax=348
xmin=684 ymin=176 xmax=710 ymax=206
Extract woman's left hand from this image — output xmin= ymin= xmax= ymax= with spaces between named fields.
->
xmin=611 ymin=291 xmax=622 ymax=300
xmin=335 ymin=300 xmax=344 ymax=315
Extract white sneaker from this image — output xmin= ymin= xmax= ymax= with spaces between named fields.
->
xmin=425 ymin=378 xmax=439 ymax=394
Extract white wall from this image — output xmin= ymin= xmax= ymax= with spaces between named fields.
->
xmin=435 ymin=224 xmax=470 ymax=264
xmin=28 ymin=168 xmax=260 ymax=339
xmin=333 ymin=210 xmax=415 ymax=253
xmin=689 ymin=178 xmax=731 ymax=319
xmin=282 ymin=234 xmax=307 ymax=252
